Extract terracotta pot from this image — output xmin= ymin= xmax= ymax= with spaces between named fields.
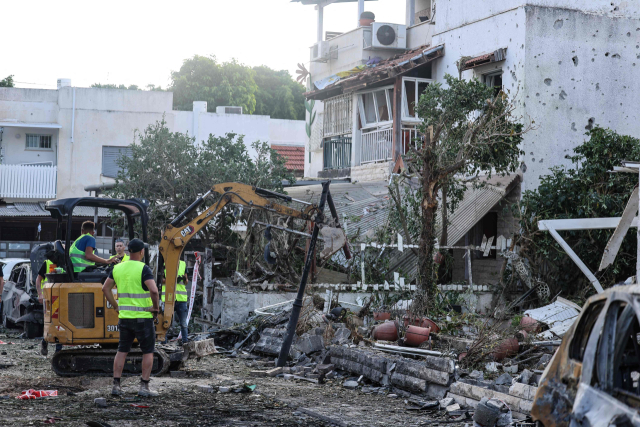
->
xmin=374 ymin=312 xmax=391 ymax=321
xmin=516 ymin=330 xmax=528 ymax=341
xmin=404 ymin=325 xmax=430 ymax=347
xmin=372 ymin=321 xmax=398 ymax=341
xmin=520 ymin=315 xmax=540 ymax=332
xmin=458 ymin=352 xmax=467 ymax=361
xmin=403 ymin=316 xmax=440 ymax=333
xmin=492 ymin=337 xmax=519 ymax=361
xmin=359 ymin=18 xmax=374 ymax=27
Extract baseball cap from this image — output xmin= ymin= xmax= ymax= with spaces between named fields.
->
xmin=128 ymin=238 xmax=145 ymax=253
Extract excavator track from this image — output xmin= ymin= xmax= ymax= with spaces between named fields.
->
xmin=51 ymin=347 xmax=171 ymax=377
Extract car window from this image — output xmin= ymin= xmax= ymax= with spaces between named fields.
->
xmin=570 ymin=300 xmax=605 ymax=361
xmin=0 ymin=262 xmax=5 ymax=278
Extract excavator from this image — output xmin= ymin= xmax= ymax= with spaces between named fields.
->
xmin=42 ymin=182 xmax=349 ymax=376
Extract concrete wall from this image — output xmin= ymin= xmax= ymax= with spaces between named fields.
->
xmin=1 ymin=127 xmax=59 ymax=165
xmin=269 ymin=119 xmax=307 ymax=147
xmin=351 ymin=161 xmax=391 ymax=183
xmin=0 ymin=88 xmax=59 ymax=123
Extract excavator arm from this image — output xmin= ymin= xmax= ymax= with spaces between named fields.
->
xmin=157 ymin=182 xmax=342 ymax=337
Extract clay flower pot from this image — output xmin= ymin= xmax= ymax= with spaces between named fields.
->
xmin=403 ymin=315 xmax=440 ymax=333
xmin=520 ymin=315 xmax=540 ymax=332
xmin=492 ymin=337 xmax=519 ymax=361
xmin=374 ymin=312 xmax=391 ymax=321
xmin=404 ymin=325 xmax=431 ymax=347
xmin=372 ymin=321 xmax=399 ymax=341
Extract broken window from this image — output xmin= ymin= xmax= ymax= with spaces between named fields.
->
xmin=483 ymin=70 xmax=503 ymax=97
xmin=402 ymin=77 xmax=432 ymax=121
xmin=569 ymin=301 xmax=605 ymax=362
xmin=473 ymin=212 xmax=498 ymax=259
xmin=357 ymin=87 xmax=394 ymax=129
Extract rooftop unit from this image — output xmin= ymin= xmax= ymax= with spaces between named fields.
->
xmin=363 ymin=23 xmax=407 ymax=50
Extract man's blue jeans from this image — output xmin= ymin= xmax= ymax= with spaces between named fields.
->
xmin=174 ymin=301 xmax=189 ymax=343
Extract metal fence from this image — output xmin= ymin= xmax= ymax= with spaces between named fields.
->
xmin=361 ymin=128 xmax=393 ymax=164
xmin=323 ymin=137 xmax=352 ymax=170
xmin=401 ymin=126 xmax=421 ymax=155
xmin=0 ymin=164 xmax=57 ymax=199
xmin=323 ymin=94 xmax=353 ymax=138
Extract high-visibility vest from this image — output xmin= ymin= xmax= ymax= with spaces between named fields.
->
xmin=110 ymin=253 xmax=130 ymax=263
xmin=69 ymin=234 xmax=95 ymax=273
xmin=41 ymin=260 xmax=66 ymax=287
xmin=112 ymin=260 xmax=152 ymax=319
xmin=162 ymin=260 xmax=188 ymax=302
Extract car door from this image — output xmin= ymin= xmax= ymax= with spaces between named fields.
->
xmin=571 ymin=293 xmax=640 ymax=426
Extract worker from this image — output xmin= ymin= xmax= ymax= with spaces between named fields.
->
xmin=161 ymin=260 xmax=189 ymax=344
xmin=102 ymin=238 xmax=160 ymax=397
xmin=0 ymin=265 xmax=4 ymax=305
xmin=110 ymin=239 xmax=130 ymax=263
xmin=37 ymin=258 xmax=65 ymax=356
xmin=70 ymin=221 xmax=117 ymax=273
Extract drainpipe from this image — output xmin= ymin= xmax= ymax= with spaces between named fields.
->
xmin=71 ymin=88 xmax=76 ymax=143
xmin=317 ymin=5 xmax=324 ymax=43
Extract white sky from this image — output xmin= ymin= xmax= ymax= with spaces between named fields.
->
xmin=1 ymin=0 xmax=405 ymax=90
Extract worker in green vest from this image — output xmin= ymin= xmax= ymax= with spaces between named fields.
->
xmin=109 ymin=239 xmax=130 ymax=263
xmin=102 ymin=239 xmax=160 ymax=397
xmin=70 ymin=221 xmax=116 ymax=273
xmin=37 ymin=258 xmax=65 ymax=356
xmin=161 ymin=260 xmax=189 ymax=344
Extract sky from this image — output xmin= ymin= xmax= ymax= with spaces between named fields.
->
xmin=1 ymin=0 xmax=405 ymax=90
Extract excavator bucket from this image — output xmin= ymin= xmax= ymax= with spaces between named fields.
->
xmin=319 ymin=227 xmax=347 ymax=261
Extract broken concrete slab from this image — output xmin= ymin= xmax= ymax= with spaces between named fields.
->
xmin=508 ymin=382 xmax=538 ymax=401
xmin=266 ymin=367 xmax=283 ymax=377
xmin=184 ymin=338 xmax=217 ymax=358
xmin=343 ymin=380 xmax=359 ymax=390
xmin=518 ymin=369 xmax=533 ymax=385
xmin=94 ymin=398 xmax=107 ymax=408
xmin=495 ymin=373 xmax=513 ymax=386
xmin=439 ymin=397 xmax=455 ymax=408
xmin=332 ymin=328 xmax=352 ymax=345
xmin=294 ymin=335 xmax=325 ymax=355
xmin=469 ymin=370 xmax=484 ymax=380
xmin=446 ymin=403 xmax=461 ymax=413
xmin=390 ymin=372 xmax=427 ymax=393
xmin=395 ymin=359 xmax=451 ymax=386
xmin=449 ymin=382 xmax=535 ymax=415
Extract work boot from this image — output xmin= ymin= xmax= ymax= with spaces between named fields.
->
xmin=111 ymin=379 xmax=122 ymax=396
xmin=138 ymin=380 xmax=159 ymax=397
xmin=40 ymin=340 xmax=48 ymax=356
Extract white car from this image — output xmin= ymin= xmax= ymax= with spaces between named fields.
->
xmin=0 ymin=258 xmax=36 ymax=332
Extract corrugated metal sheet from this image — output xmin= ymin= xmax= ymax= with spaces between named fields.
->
xmin=524 ymin=297 xmax=581 ymax=339
xmin=0 ymin=202 xmax=110 ymax=218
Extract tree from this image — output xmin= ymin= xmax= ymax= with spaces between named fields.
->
xmin=406 ymin=74 xmax=529 ymax=313
xmin=170 ymin=55 xmax=257 ymax=114
xmin=106 ymin=119 xmax=295 ymax=247
xmin=0 ymin=75 xmax=15 ymax=87
xmin=253 ymin=66 xmax=305 ymax=120
xmin=517 ymin=128 xmax=640 ymax=298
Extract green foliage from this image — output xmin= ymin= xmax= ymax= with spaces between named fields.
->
xmin=0 ymin=75 xmax=15 ymax=87
xmin=518 ymin=127 xmax=640 ymax=296
xmin=253 ymin=66 xmax=305 ymax=120
xmin=105 ymin=118 xmax=295 ymax=246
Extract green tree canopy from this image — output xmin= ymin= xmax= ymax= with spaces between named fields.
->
xmin=0 ymin=75 xmax=15 ymax=87
xmin=518 ymin=128 xmax=640 ymax=298
xmin=253 ymin=66 xmax=305 ymax=120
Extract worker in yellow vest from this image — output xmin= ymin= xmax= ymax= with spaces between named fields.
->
xmin=69 ymin=221 xmax=116 ymax=273
xmin=109 ymin=239 xmax=130 ymax=263
xmin=37 ymin=257 xmax=66 ymax=356
xmin=102 ymin=239 xmax=160 ymax=397
xmin=161 ymin=260 xmax=189 ymax=344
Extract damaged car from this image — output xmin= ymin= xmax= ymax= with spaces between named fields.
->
xmin=531 ymin=284 xmax=640 ymax=426
xmin=0 ymin=255 xmax=43 ymax=338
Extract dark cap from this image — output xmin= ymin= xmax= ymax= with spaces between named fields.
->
xmin=128 ymin=238 xmax=145 ymax=253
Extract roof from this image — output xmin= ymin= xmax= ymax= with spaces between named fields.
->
xmin=460 ymin=48 xmax=507 ymax=71
xmin=305 ymin=44 xmax=444 ymax=100
xmin=389 ymin=172 xmax=522 ymax=279
xmin=0 ymin=121 xmax=61 ymax=129
xmin=0 ymin=202 xmax=111 ymax=218
xmin=272 ymin=145 xmax=305 ymax=172
xmin=45 ymin=197 xmax=149 ymax=219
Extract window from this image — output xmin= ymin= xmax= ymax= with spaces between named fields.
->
xmin=402 ymin=77 xmax=432 ymax=121
xmin=102 ymin=146 xmax=133 ymax=178
xmin=25 ymin=134 xmax=52 ymax=150
xmin=323 ymin=94 xmax=353 ymax=138
xmin=357 ymin=87 xmax=394 ymax=129
xmin=473 ymin=212 xmax=498 ymax=259
xmin=484 ymin=70 xmax=503 ymax=96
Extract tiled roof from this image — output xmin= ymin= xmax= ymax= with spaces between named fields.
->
xmin=272 ymin=145 xmax=305 ymax=172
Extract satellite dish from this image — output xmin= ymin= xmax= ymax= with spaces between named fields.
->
xmin=376 ymin=25 xmax=396 ymax=46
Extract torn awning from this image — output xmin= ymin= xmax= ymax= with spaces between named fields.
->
xmin=460 ymin=48 xmax=507 ymax=71
xmin=305 ymin=44 xmax=444 ymax=100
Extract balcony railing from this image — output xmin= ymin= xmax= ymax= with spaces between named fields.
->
xmin=323 ymin=137 xmax=352 ymax=170
xmin=401 ymin=126 xmax=421 ymax=155
xmin=361 ymin=128 xmax=393 ymax=164
xmin=0 ymin=164 xmax=57 ymax=199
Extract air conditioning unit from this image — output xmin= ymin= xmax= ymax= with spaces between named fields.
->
xmin=363 ymin=23 xmax=407 ymax=50
xmin=216 ymin=106 xmax=242 ymax=115
xmin=310 ymin=41 xmax=330 ymax=62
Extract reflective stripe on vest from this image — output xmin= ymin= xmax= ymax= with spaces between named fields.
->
xmin=112 ymin=260 xmax=152 ymax=319
xmin=69 ymin=234 xmax=95 ymax=273
xmin=110 ymin=254 xmax=130 ymax=263
xmin=162 ymin=260 xmax=187 ymax=302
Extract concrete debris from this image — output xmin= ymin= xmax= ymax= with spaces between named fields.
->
xmin=445 ymin=403 xmax=461 ymax=413
xmin=494 ymin=373 xmax=513 ymax=386
xmin=469 ymin=370 xmax=484 ymax=380
xmin=94 ymin=397 xmax=107 ymax=408
xmin=343 ymin=380 xmax=359 ymax=390
xmin=294 ymin=334 xmax=325 ymax=355
xmin=331 ymin=327 xmax=352 ymax=345
xmin=502 ymin=364 xmax=518 ymax=374
xmin=439 ymin=397 xmax=455 ymax=409
xmin=517 ymin=369 xmax=533 ymax=385
xmin=485 ymin=362 xmax=500 ymax=373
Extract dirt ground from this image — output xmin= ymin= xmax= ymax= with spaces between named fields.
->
xmin=0 ymin=327 xmax=465 ymax=427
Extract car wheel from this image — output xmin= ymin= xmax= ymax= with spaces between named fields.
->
xmin=24 ymin=321 xmax=43 ymax=339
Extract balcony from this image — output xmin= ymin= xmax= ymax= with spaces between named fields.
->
xmin=0 ymin=164 xmax=57 ymax=199
xmin=361 ymin=128 xmax=393 ymax=164
xmin=323 ymin=136 xmax=352 ymax=170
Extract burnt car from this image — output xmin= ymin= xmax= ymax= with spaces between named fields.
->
xmin=531 ymin=284 xmax=640 ymax=426
xmin=0 ymin=258 xmax=37 ymax=332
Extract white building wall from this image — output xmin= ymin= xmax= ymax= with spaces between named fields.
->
xmin=1 ymin=127 xmax=59 ymax=165
xmin=269 ymin=119 xmax=307 ymax=147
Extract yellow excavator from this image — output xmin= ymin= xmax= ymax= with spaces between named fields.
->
xmin=42 ymin=182 xmax=349 ymax=376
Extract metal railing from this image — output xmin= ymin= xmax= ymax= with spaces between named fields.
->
xmin=323 ymin=94 xmax=353 ymax=138
xmin=0 ymin=164 xmax=57 ymax=199
xmin=361 ymin=128 xmax=393 ymax=164
xmin=323 ymin=136 xmax=352 ymax=170
xmin=401 ymin=126 xmax=421 ymax=155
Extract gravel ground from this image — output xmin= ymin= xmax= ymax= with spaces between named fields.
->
xmin=0 ymin=328 xmax=467 ymax=426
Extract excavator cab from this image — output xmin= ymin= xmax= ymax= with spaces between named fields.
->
xmin=42 ymin=197 xmax=171 ymax=376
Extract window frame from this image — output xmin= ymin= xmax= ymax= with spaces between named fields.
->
xmin=25 ymin=134 xmax=53 ymax=151
xmin=102 ymin=145 xmax=133 ymax=178
xmin=357 ymin=85 xmax=394 ymax=131
xmin=483 ymin=69 xmax=504 ymax=96
xmin=401 ymin=77 xmax=433 ymax=122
